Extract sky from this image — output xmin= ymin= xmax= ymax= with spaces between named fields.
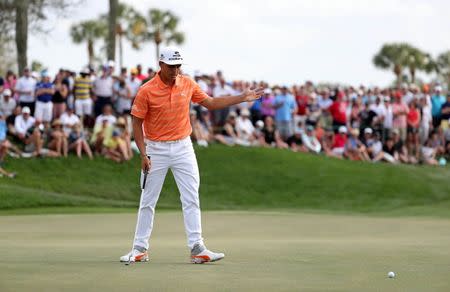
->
xmin=28 ymin=0 xmax=450 ymax=87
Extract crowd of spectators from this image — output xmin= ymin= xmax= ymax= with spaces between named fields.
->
xmin=1 ymin=62 xmax=449 ymax=178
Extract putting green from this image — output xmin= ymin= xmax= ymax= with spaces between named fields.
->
xmin=1 ymin=211 xmax=449 ymax=291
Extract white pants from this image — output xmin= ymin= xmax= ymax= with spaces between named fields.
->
xmin=35 ymin=101 xmax=53 ymax=122
xmin=133 ymin=136 xmax=204 ymax=250
xmin=75 ymin=98 xmax=93 ymax=116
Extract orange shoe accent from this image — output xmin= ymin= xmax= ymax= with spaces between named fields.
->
xmin=134 ymin=252 xmax=148 ymax=261
xmin=191 ymin=255 xmax=211 ymax=261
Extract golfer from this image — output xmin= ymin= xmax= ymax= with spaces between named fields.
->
xmin=120 ymin=47 xmax=264 ymax=264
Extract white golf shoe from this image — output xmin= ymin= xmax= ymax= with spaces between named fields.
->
xmin=190 ymin=243 xmax=225 ymax=264
xmin=119 ymin=249 xmax=149 ymax=262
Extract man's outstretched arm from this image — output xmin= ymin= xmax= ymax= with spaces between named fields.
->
xmin=199 ymin=88 xmax=264 ymax=110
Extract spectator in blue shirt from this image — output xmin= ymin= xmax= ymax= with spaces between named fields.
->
xmin=35 ymin=70 xmax=55 ymax=125
xmin=431 ymin=86 xmax=446 ymax=128
xmin=273 ymin=86 xmax=296 ymax=140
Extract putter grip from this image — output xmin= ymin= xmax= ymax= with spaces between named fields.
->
xmin=141 ymin=156 xmax=150 ymax=189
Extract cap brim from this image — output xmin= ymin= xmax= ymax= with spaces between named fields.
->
xmin=160 ymin=60 xmax=185 ymax=65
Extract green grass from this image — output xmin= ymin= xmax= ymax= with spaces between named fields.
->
xmin=1 ymin=212 xmax=450 ymax=292
xmin=1 ymin=145 xmax=450 ymax=216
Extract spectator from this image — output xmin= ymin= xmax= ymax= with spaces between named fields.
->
xmin=6 ymin=106 xmax=21 ymax=135
xmin=34 ymin=70 xmax=55 ymax=126
xmin=116 ymin=78 xmax=132 ymax=115
xmin=74 ymin=68 xmax=94 ymax=125
xmin=260 ymin=88 xmax=275 ymax=120
xmin=93 ymin=66 xmax=114 ymax=116
xmin=392 ymin=91 xmax=409 ymax=142
xmin=329 ymin=91 xmax=347 ymax=132
xmin=301 ymin=125 xmax=321 ymax=154
xmin=91 ymin=119 xmax=112 ymax=154
xmin=135 ymin=64 xmax=147 ymax=82
xmin=419 ymin=96 xmax=432 ymax=144
xmin=295 ymin=86 xmax=309 ymax=124
xmin=407 ymin=100 xmax=420 ymax=144
xmin=273 ymin=86 xmax=296 ymax=140
xmin=391 ymin=129 xmax=409 ymax=163
xmin=345 ymin=128 xmax=370 ymax=161
xmin=306 ymin=93 xmax=321 ymax=126
xmin=0 ymin=89 xmax=16 ymax=117
xmin=68 ymin=123 xmax=93 ymax=159
xmin=13 ymin=107 xmax=43 ymax=156
xmin=329 ymin=126 xmax=347 ymax=158
xmin=431 ymin=86 xmax=445 ymax=129
xmin=421 ymin=139 xmax=439 ymax=165
xmin=440 ymin=93 xmax=450 ymax=128
xmin=60 ymin=107 xmax=80 ymax=135
xmin=3 ymin=70 xmax=17 ymax=95
xmin=52 ymin=71 xmax=69 ymax=119
xmin=369 ymin=96 xmax=386 ymax=134
xmin=287 ymin=123 xmax=306 ymax=152
xmin=190 ymin=111 xmax=210 ymax=147
xmin=212 ymin=78 xmax=234 ymax=126
xmin=104 ymin=129 xmax=130 ymax=162
xmin=95 ymin=104 xmax=117 ymax=127
xmin=114 ymin=117 xmax=133 ymax=159
xmin=47 ymin=119 xmax=68 ymax=157
xmin=405 ymin=131 xmax=419 ymax=164
xmin=15 ymin=67 xmax=36 ymax=114
xmin=235 ymin=108 xmax=256 ymax=145
xmin=258 ymin=116 xmax=288 ymax=149
xmin=215 ymin=112 xmax=248 ymax=146
xmin=382 ymin=136 xmax=398 ymax=163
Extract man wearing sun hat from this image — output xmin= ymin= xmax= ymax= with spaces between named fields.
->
xmin=0 ymin=89 xmax=16 ymax=117
xmin=121 ymin=46 xmax=264 ymax=264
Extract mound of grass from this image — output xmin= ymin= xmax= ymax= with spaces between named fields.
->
xmin=1 ymin=145 xmax=449 ymax=215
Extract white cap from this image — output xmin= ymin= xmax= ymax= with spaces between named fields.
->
xmin=256 ymin=120 xmax=264 ymax=129
xmin=22 ymin=106 xmax=31 ymax=114
xmin=338 ymin=126 xmax=347 ymax=133
xmin=364 ymin=128 xmax=373 ymax=134
xmin=240 ymin=108 xmax=250 ymax=116
xmin=264 ymin=88 xmax=272 ymax=94
xmin=435 ymin=86 xmax=442 ymax=92
xmin=80 ymin=67 xmax=90 ymax=74
xmin=194 ymin=70 xmax=202 ymax=77
xmin=3 ymin=89 xmax=12 ymax=96
xmin=107 ymin=60 xmax=115 ymax=67
xmin=159 ymin=47 xmax=184 ymax=65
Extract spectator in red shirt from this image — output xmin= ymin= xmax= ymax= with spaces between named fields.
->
xmin=407 ymin=100 xmax=420 ymax=144
xmin=329 ymin=91 xmax=347 ymax=132
xmin=295 ymin=86 xmax=309 ymax=121
xmin=329 ymin=126 xmax=347 ymax=158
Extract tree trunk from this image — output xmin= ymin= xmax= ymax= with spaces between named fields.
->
xmin=118 ymin=34 xmax=123 ymax=69
xmin=156 ymin=42 xmax=160 ymax=68
xmin=107 ymin=0 xmax=118 ymax=62
xmin=410 ymin=67 xmax=416 ymax=84
xmin=15 ymin=0 xmax=28 ymax=73
xmin=88 ymin=40 xmax=94 ymax=66
xmin=394 ymin=64 xmax=402 ymax=88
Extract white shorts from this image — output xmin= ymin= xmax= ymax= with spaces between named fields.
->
xmin=75 ymin=98 xmax=93 ymax=116
xmin=34 ymin=101 xmax=53 ymax=122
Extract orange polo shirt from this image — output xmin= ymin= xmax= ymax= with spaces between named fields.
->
xmin=131 ymin=73 xmax=209 ymax=141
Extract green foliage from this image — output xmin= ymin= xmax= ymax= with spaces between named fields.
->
xmin=1 ymin=146 xmax=449 ymax=216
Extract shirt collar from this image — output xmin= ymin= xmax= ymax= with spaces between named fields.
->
xmin=155 ymin=71 xmax=180 ymax=89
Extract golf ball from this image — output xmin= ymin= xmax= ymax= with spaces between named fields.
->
xmin=388 ymin=271 xmax=395 ymax=278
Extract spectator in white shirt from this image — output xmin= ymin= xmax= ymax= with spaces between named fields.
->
xmin=93 ymin=67 xmax=114 ymax=116
xmin=15 ymin=67 xmax=37 ymax=114
xmin=302 ymin=125 xmax=321 ymax=154
xmin=0 ymin=89 xmax=16 ymax=117
xmin=235 ymin=108 xmax=256 ymax=145
xmin=213 ymin=78 xmax=234 ymax=126
xmin=95 ymin=104 xmax=117 ymax=127
xmin=60 ymin=107 xmax=81 ymax=135
xmin=383 ymin=96 xmax=393 ymax=141
xmin=13 ymin=106 xmax=42 ymax=155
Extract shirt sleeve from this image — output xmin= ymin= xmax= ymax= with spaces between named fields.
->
xmin=191 ymin=81 xmax=209 ymax=104
xmin=131 ymin=88 xmax=148 ymax=119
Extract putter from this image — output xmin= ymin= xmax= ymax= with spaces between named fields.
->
xmin=141 ymin=155 xmax=150 ymax=190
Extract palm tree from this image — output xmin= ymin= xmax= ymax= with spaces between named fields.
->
xmin=107 ymin=0 xmax=118 ymax=62
xmin=70 ymin=20 xmax=107 ymax=66
xmin=436 ymin=50 xmax=450 ymax=85
xmin=373 ymin=43 xmax=411 ymax=88
xmin=404 ymin=47 xmax=435 ymax=84
xmin=144 ymin=9 xmax=185 ymax=67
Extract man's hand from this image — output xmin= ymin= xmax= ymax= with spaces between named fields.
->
xmin=241 ymin=87 xmax=264 ymax=102
xmin=141 ymin=155 xmax=151 ymax=172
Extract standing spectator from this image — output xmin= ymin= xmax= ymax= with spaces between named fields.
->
xmin=306 ymin=93 xmax=321 ymax=127
xmin=295 ymin=86 xmax=309 ymax=124
xmin=116 ymin=78 xmax=132 ymax=115
xmin=369 ymin=96 xmax=386 ymax=135
xmin=431 ymin=86 xmax=445 ymax=129
xmin=60 ymin=107 xmax=80 ymax=135
xmin=439 ymin=93 xmax=450 ymax=128
xmin=317 ymin=88 xmax=333 ymax=129
xmin=34 ymin=70 xmax=55 ymax=126
xmin=260 ymin=88 xmax=275 ymax=120
xmin=135 ymin=64 xmax=147 ymax=82
xmin=212 ymin=78 xmax=234 ymax=126
xmin=273 ymin=86 xmax=296 ymax=140
xmin=3 ymin=70 xmax=17 ymax=95
xmin=419 ymin=95 xmax=433 ymax=144
xmin=128 ymin=68 xmax=141 ymax=100
xmin=74 ymin=68 xmax=94 ymax=125
xmin=329 ymin=91 xmax=347 ymax=132
xmin=392 ymin=91 xmax=409 ymax=142
xmin=68 ymin=123 xmax=93 ymax=159
xmin=407 ymin=100 xmax=420 ymax=144
xmin=383 ymin=96 xmax=393 ymax=142
xmin=0 ymin=89 xmax=16 ymax=117
xmin=301 ymin=125 xmax=321 ymax=154
xmin=15 ymin=67 xmax=36 ymax=114
xmin=52 ymin=71 xmax=69 ymax=119
xmin=93 ymin=66 xmax=114 ymax=116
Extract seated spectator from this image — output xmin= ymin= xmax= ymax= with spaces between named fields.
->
xmin=13 ymin=106 xmax=43 ymax=156
xmin=0 ymin=111 xmax=17 ymax=178
xmin=0 ymin=89 xmax=16 ymax=117
xmin=429 ymin=130 xmax=446 ymax=156
xmin=391 ymin=129 xmax=409 ymax=163
xmin=190 ymin=111 xmax=210 ymax=147
xmin=287 ymin=124 xmax=307 ymax=152
xmin=215 ymin=112 xmax=250 ymax=146
xmin=60 ymin=107 xmax=81 ymax=135
xmin=301 ymin=125 xmax=321 ymax=154
xmin=345 ymin=128 xmax=370 ymax=161
xmin=329 ymin=126 xmax=347 ymax=158
xmin=405 ymin=131 xmax=420 ymax=164
xmin=6 ymin=106 xmax=21 ymax=135
xmin=91 ymin=119 xmax=112 ymax=154
xmin=258 ymin=116 xmax=288 ymax=149
xmin=68 ymin=123 xmax=93 ymax=159
xmin=103 ymin=130 xmax=130 ymax=162
xmin=382 ymin=136 xmax=398 ymax=164
xmin=114 ymin=117 xmax=133 ymax=159
xmin=235 ymin=108 xmax=257 ymax=145
xmin=421 ymin=139 xmax=438 ymax=165
xmin=95 ymin=104 xmax=117 ymax=127
xmin=367 ymin=131 xmax=395 ymax=163
xmin=47 ymin=119 xmax=68 ymax=157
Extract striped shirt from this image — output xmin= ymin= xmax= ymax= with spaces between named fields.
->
xmin=74 ymin=76 xmax=92 ymax=100
xmin=131 ymin=73 xmax=208 ymax=141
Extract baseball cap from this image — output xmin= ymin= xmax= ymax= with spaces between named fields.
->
xmin=3 ymin=89 xmax=12 ymax=96
xmin=107 ymin=60 xmax=115 ymax=67
xmin=22 ymin=106 xmax=31 ymax=114
xmin=240 ymin=108 xmax=250 ymax=116
xmin=338 ymin=126 xmax=347 ymax=133
xmin=364 ymin=128 xmax=373 ymax=134
xmin=264 ymin=88 xmax=272 ymax=94
xmin=159 ymin=47 xmax=184 ymax=65
xmin=41 ymin=70 xmax=50 ymax=78
xmin=80 ymin=67 xmax=90 ymax=74
xmin=306 ymin=125 xmax=314 ymax=132
xmin=435 ymin=86 xmax=442 ymax=92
